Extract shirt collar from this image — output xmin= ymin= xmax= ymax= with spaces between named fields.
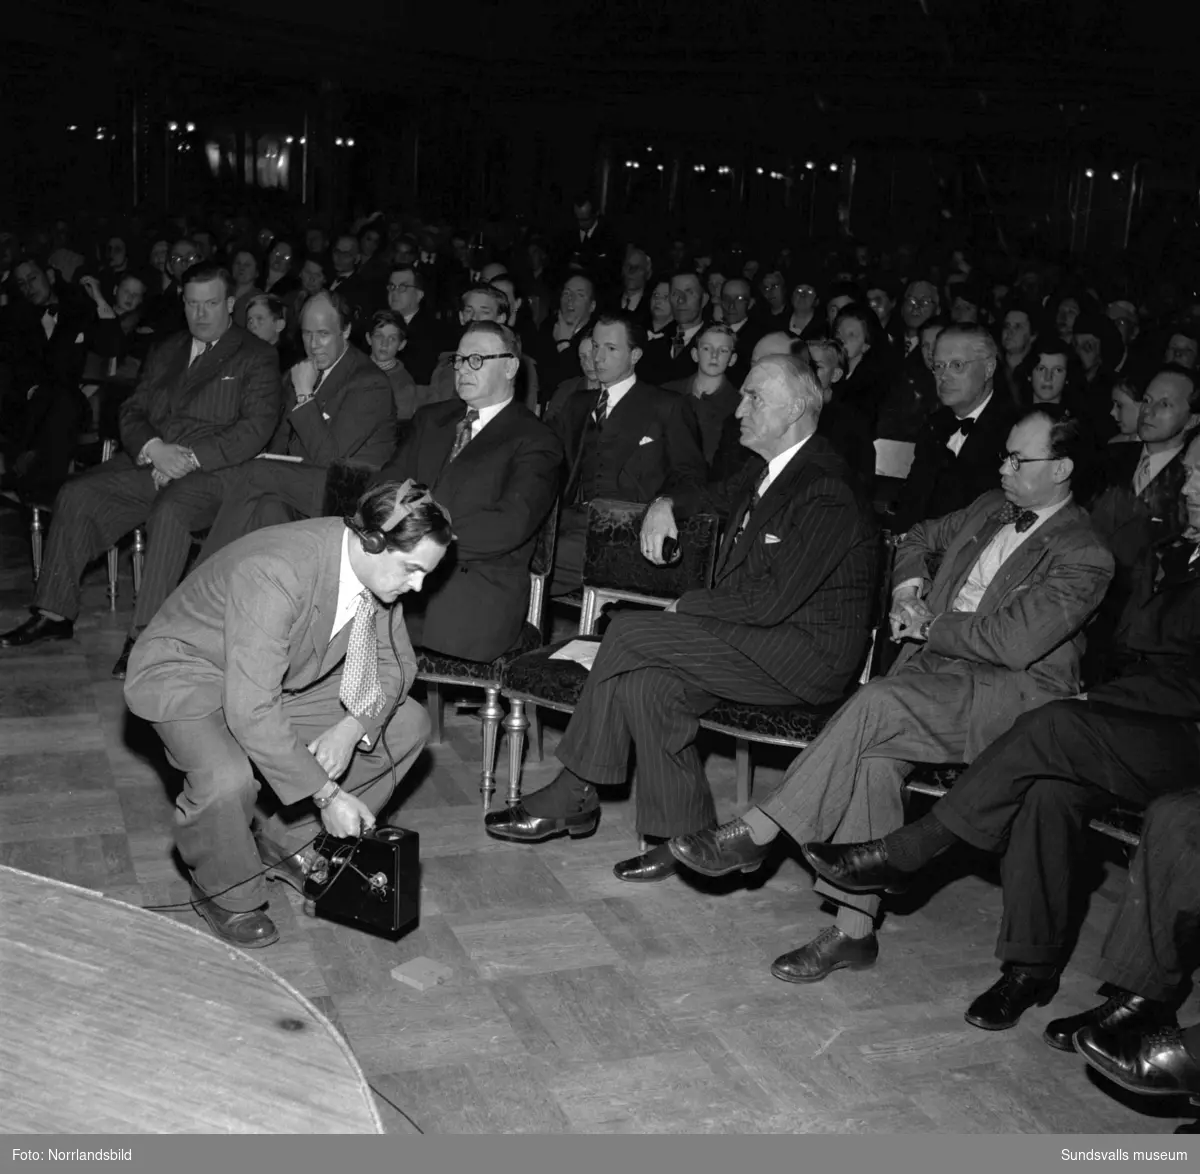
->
xmin=317 ymin=344 xmax=351 ymax=384
xmin=601 ymin=372 xmax=638 ymax=410
xmin=473 ymin=396 xmax=513 ymax=430
xmin=339 ymin=527 xmax=368 ymax=607
xmin=764 ymin=434 xmax=811 ymax=484
xmin=957 ymin=391 xmax=993 ymax=424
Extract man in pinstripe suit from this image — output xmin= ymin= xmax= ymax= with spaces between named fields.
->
xmin=0 ymin=262 xmax=281 ymax=665
xmin=670 ymin=406 xmax=1115 ymax=985
xmin=486 ymin=356 xmax=880 ymax=881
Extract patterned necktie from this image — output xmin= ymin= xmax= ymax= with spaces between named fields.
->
xmin=1133 ymin=450 xmax=1153 ymax=496
xmin=671 ymin=325 xmax=687 ymax=361
xmin=592 ymin=388 xmax=609 ymax=430
xmin=994 ymin=501 xmax=1039 ymax=533
xmin=737 ymin=466 xmax=770 ymax=535
xmin=339 ymin=590 xmax=386 ymax=720
xmin=189 ymin=341 xmax=208 ymax=368
xmin=448 ymin=408 xmax=480 ymax=461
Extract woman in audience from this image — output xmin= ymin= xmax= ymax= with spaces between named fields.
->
xmin=229 ymin=250 xmax=263 ymax=327
xmin=646 ymin=279 xmax=673 ymax=340
xmin=787 ymin=276 xmax=824 ymax=340
xmin=833 ymin=302 xmax=891 ymax=429
xmin=1109 ymin=374 xmax=1143 ymax=443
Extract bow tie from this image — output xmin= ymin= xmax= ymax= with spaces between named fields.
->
xmin=950 ymin=416 xmax=974 ymax=437
xmin=42 ymin=304 xmax=59 ymax=318
xmin=420 ymin=252 xmax=436 ymax=264
xmin=994 ymin=501 xmax=1039 ymax=533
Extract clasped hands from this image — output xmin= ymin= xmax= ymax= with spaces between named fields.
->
xmin=144 ymin=438 xmax=198 ymax=483
xmin=889 ymin=587 xmax=934 ymax=643
xmin=309 ymin=715 xmax=375 ymax=838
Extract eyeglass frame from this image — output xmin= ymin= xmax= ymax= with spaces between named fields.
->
xmin=452 ymin=352 xmax=516 ymax=371
xmin=386 ymin=282 xmax=417 ymax=293
xmin=1002 ymin=451 xmax=1058 ymax=473
xmin=930 ymin=357 xmax=985 ymax=376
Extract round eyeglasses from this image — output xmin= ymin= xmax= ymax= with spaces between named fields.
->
xmin=453 ymin=352 xmax=515 ymax=371
xmin=1003 ymin=452 xmax=1056 ymax=473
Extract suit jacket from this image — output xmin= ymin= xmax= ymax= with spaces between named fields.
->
xmin=555 ymin=378 xmax=707 ymax=506
xmin=9 ymin=295 xmax=93 ymax=395
xmin=663 ymin=375 xmax=741 ymax=466
xmin=372 ymin=398 xmax=563 ymax=662
xmin=398 ymin=304 xmax=440 ymax=385
xmin=268 ymin=345 xmax=394 ymax=470
xmin=892 ymin=489 xmax=1115 ymax=760
xmin=119 ymin=326 xmax=280 ymax=470
xmin=123 ymin=517 xmax=415 ymax=805
xmin=638 ymin=331 xmax=700 ymax=387
xmin=671 ymin=434 xmax=879 ymax=701
xmin=530 ymin=316 xmax=593 ymax=400
xmin=894 ymin=391 xmax=1018 ymax=531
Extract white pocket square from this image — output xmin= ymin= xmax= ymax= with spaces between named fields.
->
xmin=74 ymin=332 xmax=85 ymax=344
xmin=220 ymin=374 xmax=236 ymax=381
xmin=764 ymin=533 xmax=781 ymax=544
xmin=638 ymin=435 xmax=656 ymax=446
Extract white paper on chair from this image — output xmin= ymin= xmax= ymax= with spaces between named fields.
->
xmin=874 ymin=439 xmax=916 ymax=479
xmin=549 ymin=639 xmax=601 ymax=670
xmin=255 ymin=453 xmax=304 ymax=462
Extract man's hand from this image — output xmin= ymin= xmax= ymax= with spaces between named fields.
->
xmin=889 ymin=589 xmax=933 ymax=642
xmin=145 ymin=439 xmax=198 ymax=480
xmin=663 ymin=599 xmax=678 ymax=613
xmin=290 ymin=358 xmax=318 ymax=404
xmin=640 ymin=498 xmax=678 ymax=565
xmin=319 ymin=790 xmax=376 ymax=838
xmin=307 ymin=715 xmax=365 ymax=781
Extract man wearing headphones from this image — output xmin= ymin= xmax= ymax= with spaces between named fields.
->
xmin=124 ymin=480 xmax=453 ymax=948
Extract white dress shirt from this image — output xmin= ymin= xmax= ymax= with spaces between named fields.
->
xmin=464 ymin=396 xmax=513 ymax=439
xmin=759 ymin=435 xmax=811 ymax=498
xmin=676 ymin=321 xmax=705 ymax=349
xmin=599 ymin=373 xmax=638 ymax=417
xmin=946 ymin=393 xmax=992 ymax=456
xmin=621 ymin=290 xmax=644 ymax=313
xmin=332 ymin=529 xmax=370 ymax=640
xmin=1133 ymin=442 xmax=1184 ymax=496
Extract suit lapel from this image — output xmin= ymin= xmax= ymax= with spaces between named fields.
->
xmin=441 ymin=399 xmax=521 ymax=479
xmin=313 ymin=347 xmax=356 ymax=416
xmin=305 ymin=524 xmax=344 ymax=670
xmin=171 ymin=328 xmax=238 ymax=407
xmin=717 ymin=449 xmax=807 ymax=581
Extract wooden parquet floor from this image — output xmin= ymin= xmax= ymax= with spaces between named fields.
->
xmin=0 ymin=505 xmax=1195 ymax=1134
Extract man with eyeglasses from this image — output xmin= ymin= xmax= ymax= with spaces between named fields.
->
xmin=143 ymin=239 xmax=200 ymax=337
xmin=668 ymin=405 xmax=1113 ymax=991
xmin=716 ymin=277 xmax=760 ymax=362
xmin=385 ymin=266 xmax=437 ymax=384
xmin=611 ymin=247 xmax=653 ymax=329
xmin=327 ymin=233 xmax=377 ymax=328
xmin=795 ymin=433 xmax=1200 ymax=1038
xmin=898 ymin=279 xmax=939 ymax=356
xmin=639 ymin=272 xmax=710 ymax=386
xmin=893 ymin=324 xmax=1019 ymax=532
xmin=368 ymin=321 xmax=561 ymax=662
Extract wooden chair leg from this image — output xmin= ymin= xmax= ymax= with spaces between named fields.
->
xmin=425 ymin=682 xmax=444 ymax=745
xmin=106 ymin=545 xmax=119 ymax=611
xmin=478 ymin=685 xmax=503 ymax=813
xmin=529 ymin=703 xmax=544 ymax=762
xmin=131 ymin=527 xmax=146 ymax=598
xmin=501 ymin=698 xmax=529 ymax=807
xmin=736 ymin=740 xmax=752 ymax=809
xmin=30 ymin=508 xmax=45 ymax=583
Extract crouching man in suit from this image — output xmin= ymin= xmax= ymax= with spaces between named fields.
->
xmin=370 ymin=321 xmax=562 ymax=662
xmin=669 ymin=407 xmax=1114 ymax=985
xmin=487 ymin=356 xmax=879 ymax=881
xmin=123 ymin=481 xmax=452 ymax=948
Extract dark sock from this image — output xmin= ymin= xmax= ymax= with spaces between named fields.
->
xmin=521 ymin=768 xmax=594 ymax=817
xmin=882 ymin=811 xmax=961 ymax=872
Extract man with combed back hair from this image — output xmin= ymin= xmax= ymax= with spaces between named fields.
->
xmin=124 ymin=482 xmax=452 ymax=949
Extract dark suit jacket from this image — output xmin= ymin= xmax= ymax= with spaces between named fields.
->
xmin=555 ymin=378 xmax=707 ymax=506
xmin=119 ymin=326 xmax=281 ymax=471
xmin=671 ymin=434 xmax=879 ymax=701
xmin=9 ymin=295 xmax=93 ymax=396
xmin=638 ymin=330 xmax=701 ymax=387
xmin=663 ymin=375 xmax=741 ymax=466
xmin=530 ymin=316 xmax=594 ymax=401
xmin=398 ymin=304 xmax=440 ymax=385
xmin=372 ymin=398 xmax=563 ymax=662
xmin=123 ymin=517 xmax=415 ymax=805
xmin=894 ymin=391 xmax=1018 ymax=532
xmin=268 ymin=345 xmax=394 ymax=470
xmin=893 ymin=490 xmax=1115 ymax=759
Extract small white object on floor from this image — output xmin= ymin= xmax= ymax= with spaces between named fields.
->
xmin=390 ymin=956 xmax=454 ymax=992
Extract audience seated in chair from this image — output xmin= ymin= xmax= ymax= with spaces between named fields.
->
xmin=0 ymin=261 xmax=281 ymax=680
xmin=196 ymin=290 xmax=394 ymax=569
xmin=369 ymin=320 xmax=562 ymax=663
xmin=487 ymin=355 xmax=879 ymax=884
xmin=793 ymin=434 xmax=1200 ymax=1029
xmin=668 ymin=407 xmax=1114 ymax=986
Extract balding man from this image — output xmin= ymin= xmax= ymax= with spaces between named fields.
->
xmin=893 ymin=324 xmax=1019 ymax=531
xmin=613 ymin=247 xmax=653 ymax=327
xmin=718 ymin=277 xmax=761 ymax=361
xmin=670 ymin=407 xmax=1113 ymax=988
xmin=487 ymin=356 xmax=879 ymax=881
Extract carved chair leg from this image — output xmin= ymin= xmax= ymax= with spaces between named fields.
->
xmin=131 ymin=527 xmax=146 ymax=597
xmin=529 ymin=703 xmax=544 ymax=762
xmin=736 ymin=740 xmax=752 ymax=809
xmin=478 ymin=685 xmax=503 ymax=814
xmin=502 ymin=698 xmax=529 ymax=807
xmin=30 ymin=508 xmax=45 ymax=583
xmin=106 ymin=545 xmax=119 ymax=611
xmin=425 ymin=682 xmax=444 ymax=745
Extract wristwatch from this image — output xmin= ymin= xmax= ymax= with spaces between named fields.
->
xmin=918 ymin=619 xmax=932 ymax=640
xmin=312 ymin=781 xmax=342 ymax=809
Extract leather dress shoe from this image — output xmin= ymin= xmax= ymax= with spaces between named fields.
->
xmin=771 ymin=926 xmax=878 ymax=984
xmin=256 ymin=836 xmax=318 ymax=894
xmin=190 ymin=886 xmax=279 ymax=948
xmin=1044 ymin=990 xmax=1176 ymax=1053
xmin=964 ymin=966 xmax=1060 ymax=1031
xmin=1076 ymin=1025 xmax=1200 ymax=1098
xmin=613 ymin=843 xmax=677 ymax=883
xmin=485 ymin=795 xmax=600 ymax=843
xmin=800 ymin=839 xmax=910 ymax=894
xmin=111 ymin=635 xmax=137 ymax=680
xmin=0 ymin=612 xmax=74 ymax=648
xmin=668 ymin=818 xmax=771 ymax=878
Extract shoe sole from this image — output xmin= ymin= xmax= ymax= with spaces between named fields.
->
xmin=965 ymin=991 xmax=1057 ymax=1032
xmin=667 ymin=845 xmax=765 ymax=878
xmin=1076 ymin=1046 xmax=1197 ymax=1099
xmin=1042 ymin=1029 xmax=1078 ymax=1053
xmin=612 ymin=868 xmax=677 ymax=883
xmin=485 ymin=813 xmax=600 ymax=844
xmin=798 ymin=844 xmax=908 ymax=894
xmin=0 ymin=635 xmax=75 ymax=649
xmin=192 ymin=906 xmax=280 ymax=949
xmin=771 ymin=956 xmax=877 ymax=984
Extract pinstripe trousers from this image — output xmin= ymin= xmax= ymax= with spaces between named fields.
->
xmin=1096 ymin=789 xmax=1200 ymax=1002
xmin=33 ymin=455 xmax=234 ymax=631
xmin=554 ymin=611 xmax=802 ymax=838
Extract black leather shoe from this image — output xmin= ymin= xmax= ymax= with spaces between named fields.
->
xmin=964 ymin=966 xmax=1060 ymax=1031
xmin=0 ymin=612 xmax=74 ymax=648
xmin=800 ymin=839 xmax=910 ymax=894
xmin=613 ymin=843 xmax=677 ymax=883
xmin=190 ymin=886 xmax=279 ymax=948
xmin=111 ymin=635 xmax=137 ymax=680
xmin=1044 ymin=990 xmax=1176 ymax=1053
xmin=1076 ymin=1025 xmax=1200 ymax=1098
xmin=669 ymin=818 xmax=772 ymax=877
xmin=771 ymin=926 xmax=879 ymax=984
xmin=485 ymin=795 xmax=600 ymax=843
xmin=256 ymin=836 xmax=318 ymax=894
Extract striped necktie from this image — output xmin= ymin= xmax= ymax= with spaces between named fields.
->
xmin=448 ymin=408 xmax=480 ymax=462
xmin=189 ymin=341 xmax=209 ymax=367
xmin=339 ymin=590 xmax=386 ymax=720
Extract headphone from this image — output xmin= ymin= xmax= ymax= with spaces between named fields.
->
xmin=346 ymin=479 xmax=435 ymax=555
